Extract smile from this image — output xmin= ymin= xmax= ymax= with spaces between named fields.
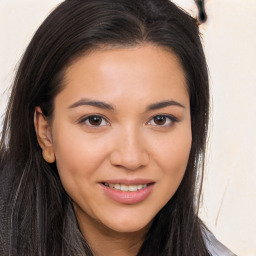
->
xmin=100 ymin=181 xmax=154 ymax=204
xmin=103 ymin=183 xmax=148 ymax=192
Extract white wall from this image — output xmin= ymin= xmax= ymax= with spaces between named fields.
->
xmin=173 ymin=1 xmax=256 ymax=255
xmin=0 ymin=0 xmax=62 ymax=118
xmin=1 ymin=1 xmax=256 ymax=255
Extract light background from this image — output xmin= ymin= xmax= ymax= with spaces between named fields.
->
xmin=0 ymin=1 xmax=255 ymax=255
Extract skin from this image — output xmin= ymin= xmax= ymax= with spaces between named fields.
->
xmin=34 ymin=44 xmax=192 ymax=256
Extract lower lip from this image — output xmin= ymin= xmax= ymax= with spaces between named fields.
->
xmin=99 ymin=183 xmax=154 ymax=205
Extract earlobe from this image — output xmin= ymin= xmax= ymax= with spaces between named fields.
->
xmin=34 ymin=107 xmax=56 ymax=163
xmin=42 ymin=149 xmax=56 ymax=163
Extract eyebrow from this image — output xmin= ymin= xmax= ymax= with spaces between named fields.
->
xmin=68 ymin=98 xmax=184 ymax=111
xmin=146 ymin=100 xmax=185 ymax=111
xmin=68 ymin=98 xmax=114 ymax=110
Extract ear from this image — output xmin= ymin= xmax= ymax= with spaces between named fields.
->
xmin=34 ymin=106 xmax=56 ymax=163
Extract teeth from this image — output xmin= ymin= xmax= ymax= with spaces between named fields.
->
xmin=121 ymin=185 xmax=129 ymax=191
xmin=104 ymin=183 xmax=148 ymax=192
xmin=138 ymin=185 xmax=143 ymax=190
xmin=128 ymin=185 xmax=137 ymax=192
xmin=114 ymin=184 xmax=121 ymax=190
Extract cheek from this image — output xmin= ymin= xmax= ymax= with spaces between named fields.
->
xmin=51 ymin=126 xmax=109 ymax=197
xmin=153 ymin=127 xmax=192 ymax=192
xmin=169 ymin=134 xmax=191 ymax=174
xmin=153 ymin=127 xmax=191 ymax=169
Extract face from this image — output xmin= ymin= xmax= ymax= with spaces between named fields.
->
xmin=37 ymin=45 xmax=191 ymax=235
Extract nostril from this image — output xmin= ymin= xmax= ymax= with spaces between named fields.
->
xmin=110 ymin=151 xmax=149 ymax=170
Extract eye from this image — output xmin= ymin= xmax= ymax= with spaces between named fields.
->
xmin=81 ymin=115 xmax=109 ymax=127
xmin=147 ymin=115 xmax=177 ymax=127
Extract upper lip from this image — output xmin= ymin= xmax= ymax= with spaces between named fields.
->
xmin=101 ymin=179 xmax=155 ymax=185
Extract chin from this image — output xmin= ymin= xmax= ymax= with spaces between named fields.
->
xmin=102 ymin=217 xmax=152 ymax=234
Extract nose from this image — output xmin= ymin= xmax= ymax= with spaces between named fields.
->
xmin=110 ymin=127 xmax=149 ymax=170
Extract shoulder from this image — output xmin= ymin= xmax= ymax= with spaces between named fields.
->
xmin=202 ymin=226 xmax=237 ymax=256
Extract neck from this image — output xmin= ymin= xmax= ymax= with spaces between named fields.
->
xmin=74 ymin=206 xmax=149 ymax=256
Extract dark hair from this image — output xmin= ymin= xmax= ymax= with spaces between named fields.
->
xmin=0 ymin=0 xmax=209 ymax=255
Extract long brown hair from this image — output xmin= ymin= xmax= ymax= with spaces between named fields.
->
xmin=0 ymin=0 xmax=209 ymax=255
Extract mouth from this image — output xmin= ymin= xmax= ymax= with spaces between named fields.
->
xmin=102 ymin=182 xmax=152 ymax=192
xmin=99 ymin=181 xmax=155 ymax=204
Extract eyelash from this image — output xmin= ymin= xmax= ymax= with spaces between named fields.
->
xmin=79 ymin=114 xmax=178 ymax=128
xmin=146 ymin=114 xmax=178 ymax=127
xmin=79 ymin=115 xmax=110 ymax=127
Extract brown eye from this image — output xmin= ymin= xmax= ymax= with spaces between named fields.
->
xmin=153 ymin=116 xmax=167 ymax=125
xmin=147 ymin=115 xmax=177 ymax=127
xmin=84 ymin=115 xmax=108 ymax=126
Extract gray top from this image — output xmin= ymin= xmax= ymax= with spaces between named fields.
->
xmin=203 ymin=228 xmax=237 ymax=256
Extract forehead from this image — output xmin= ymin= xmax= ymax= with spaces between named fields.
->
xmin=57 ymin=44 xmax=188 ymax=108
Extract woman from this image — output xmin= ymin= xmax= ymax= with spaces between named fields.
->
xmin=0 ymin=0 xmax=235 ymax=255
